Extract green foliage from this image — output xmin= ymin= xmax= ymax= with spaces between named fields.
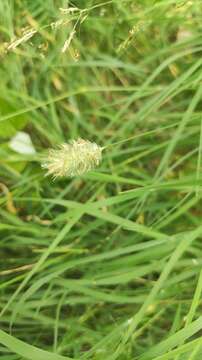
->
xmin=1 ymin=0 xmax=202 ymax=359
xmin=0 ymin=98 xmax=28 ymax=138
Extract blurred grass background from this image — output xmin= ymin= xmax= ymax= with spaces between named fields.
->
xmin=1 ymin=0 xmax=202 ymax=359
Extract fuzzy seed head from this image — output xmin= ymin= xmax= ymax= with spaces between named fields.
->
xmin=42 ymin=138 xmax=102 ymax=178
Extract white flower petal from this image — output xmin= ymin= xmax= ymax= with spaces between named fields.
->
xmin=9 ymin=131 xmax=36 ymax=155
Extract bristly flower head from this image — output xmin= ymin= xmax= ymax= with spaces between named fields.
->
xmin=42 ymin=138 xmax=102 ymax=179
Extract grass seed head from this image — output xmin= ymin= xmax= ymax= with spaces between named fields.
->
xmin=42 ymin=138 xmax=102 ymax=179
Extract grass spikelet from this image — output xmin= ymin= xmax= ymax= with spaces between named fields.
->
xmin=42 ymin=138 xmax=103 ymax=179
xmin=6 ymin=28 xmax=37 ymax=52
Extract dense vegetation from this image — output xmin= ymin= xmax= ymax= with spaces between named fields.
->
xmin=1 ymin=1 xmax=202 ymax=359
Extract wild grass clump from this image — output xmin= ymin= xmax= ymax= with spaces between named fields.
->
xmin=1 ymin=1 xmax=202 ymax=360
